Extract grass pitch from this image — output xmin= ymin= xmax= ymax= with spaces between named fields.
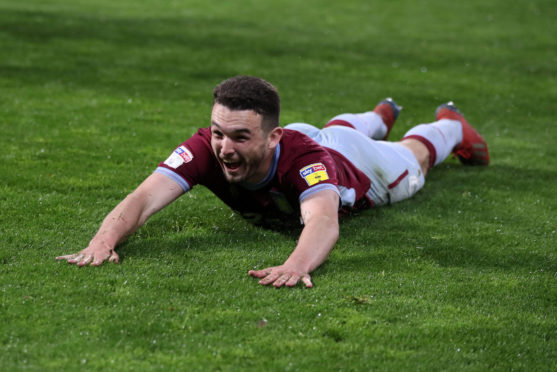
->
xmin=1 ymin=0 xmax=556 ymax=370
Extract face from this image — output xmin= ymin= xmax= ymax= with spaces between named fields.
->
xmin=210 ymin=103 xmax=282 ymax=184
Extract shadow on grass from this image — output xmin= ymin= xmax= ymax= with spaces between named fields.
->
xmin=335 ymin=162 xmax=557 ymax=275
xmin=7 ymin=4 xmax=551 ymax=276
xmin=115 ymin=210 xmax=302 ymax=261
xmin=2 ymin=6 xmax=514 ymax=102
xmin=110 ymin=161 xmax=556 ymax=277
xmin=0 ymin=7 xmax=351 ymax=98
xmin=427 ymin=162 xmax=557 ymax=195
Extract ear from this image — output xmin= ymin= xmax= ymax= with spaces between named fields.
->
xmin=267 ymin=127 xmax=283 ymax=149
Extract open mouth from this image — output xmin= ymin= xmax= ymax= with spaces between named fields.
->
xmin=222 ymin=159 xmax=241 ymax=172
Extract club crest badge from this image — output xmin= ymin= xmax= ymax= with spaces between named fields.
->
xmin=164 ymin=145 xmax=194 ymax=168
xmin=299 ymin=163 xmax=329 ymax=186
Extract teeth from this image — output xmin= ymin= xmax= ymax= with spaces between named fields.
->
xmin=222 ymin=159 xmax=239 ymax=168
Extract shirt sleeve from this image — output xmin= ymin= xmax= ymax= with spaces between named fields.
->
xmin=156 ymin=128 xmax=217 ymax=192
xmin=299 ymin=183 xmax=340 ymax=204
xmin=282 ymin=147 xmax=341 ymax=205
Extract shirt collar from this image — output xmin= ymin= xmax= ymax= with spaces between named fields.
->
xmin=240 ymin=143 xmax=281 ymax=190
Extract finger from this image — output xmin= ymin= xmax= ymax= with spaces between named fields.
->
xmin=272 ymin=274 xmax=293 ymax=288
xmin=91 ymin=251 xmax=110 ymax=266
xmin=285 ymin=274 xmax=301 ymax=287
xmin=56 ymin=253 xmax=78 ymax=261
xmin=108 ymin=251 xmax=119 ymax=264
xmin=259 ymin=272 xmax=281 ymax=286
xmin=90 ymin=256 xmax=105 ymax=266
xmin=249 ymin=268 xmax=272 ymax=278
xmin=68 ymin=254 xmax=84 ymax=264
xmin=301 ymin=275 xmax=313 ymax=288
xmin=77 ymin=255 xmax=93 ymax=267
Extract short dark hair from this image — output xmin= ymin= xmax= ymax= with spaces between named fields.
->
xmin=213 ymin=76 xmax=280 ymax=131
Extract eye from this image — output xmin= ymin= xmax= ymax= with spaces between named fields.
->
xmin=212 ymin=130 xmax=223 ymax=139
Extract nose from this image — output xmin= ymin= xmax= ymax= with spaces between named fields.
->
xmin=220 ymin=136 xmax=235 ymax=156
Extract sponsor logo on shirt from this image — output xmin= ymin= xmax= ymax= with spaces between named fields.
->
xmin=164 ymin=145 xmax=194 ymax=168
xmin=299 ymin=163 xmax=329 ymax=186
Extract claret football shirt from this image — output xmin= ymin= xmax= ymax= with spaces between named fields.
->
xmin=156 ymin=128 xmax=372 ymax=227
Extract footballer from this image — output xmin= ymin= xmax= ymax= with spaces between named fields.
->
xmin=57 ymin=76 xmax=489 ymax=288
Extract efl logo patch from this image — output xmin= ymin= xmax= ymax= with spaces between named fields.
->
xmin=299 ymin=163 xmax=329 ymax=186
xmin=175 ymin=146 xmax=193 ymax=162
xmin=164 ymin=145 xmax=194 ymax=168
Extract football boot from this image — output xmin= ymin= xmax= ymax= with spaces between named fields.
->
xmin=373 ymin=97 xmax=402 ymax=140
xmin=435 ymin=102 xmax=489 ymax=165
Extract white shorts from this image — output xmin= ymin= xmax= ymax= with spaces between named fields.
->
xmin=285 ymin=123 xmax=425 ymax=206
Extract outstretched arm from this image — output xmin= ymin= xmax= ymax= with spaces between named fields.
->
xmin=249 ymin=189 xmax=340 ymax=288
xmin=56 ymin=172 xmax=184 ymax=266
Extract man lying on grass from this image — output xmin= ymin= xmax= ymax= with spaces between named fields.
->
xmin=57 ymin=76 xmax=489 ymax=288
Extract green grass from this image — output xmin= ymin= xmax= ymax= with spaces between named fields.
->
xmin=1 ymin=0 xmax=556 ymax=370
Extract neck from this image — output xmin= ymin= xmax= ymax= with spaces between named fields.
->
xmin=242 ymin=144 xmax=280 ymax=190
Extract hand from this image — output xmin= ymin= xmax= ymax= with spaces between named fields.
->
xmin=56 ymin=241 xmax=119 ymax=267
xmin=249 ymin=265 xmax=313 ymax=288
